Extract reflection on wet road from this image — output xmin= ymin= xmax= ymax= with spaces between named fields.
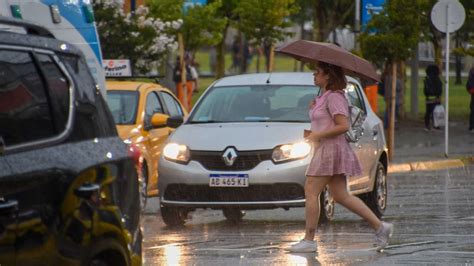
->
xmin=143 ymin=165 xmax=474 ymax=265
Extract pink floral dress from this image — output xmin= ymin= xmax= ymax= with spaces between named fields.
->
xmin=305 ymin=90 xmax=362 ymax=177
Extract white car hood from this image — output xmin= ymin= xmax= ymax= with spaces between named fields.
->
xmin=170 ymin=123 xmax=310 ymax=151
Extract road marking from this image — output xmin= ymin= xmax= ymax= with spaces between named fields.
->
xmin=196 ymin=245 xmax=280 ymax=251
xmin=427 ymin=251 xmax=474 ymax=255
xmin=146 ymin=240 xmax=214 ymax=250
xmin=383 ymin=241 xmax=437 ymax=249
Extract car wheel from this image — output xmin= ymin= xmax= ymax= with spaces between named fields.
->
xmin=318 ymin=185 xmax=334 ymax=223
xmin=363 ymin=162 xmax=387 ymax=218
xmin=139 ymin=163 xmax=148 ymax=212
xmin=222 ymin=209 xmax=245 ymax=223
xmin=160 ymin=206 xmax=187 ymax=227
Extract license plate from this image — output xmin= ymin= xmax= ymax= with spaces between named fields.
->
xmin=209 ymin=174 xmax=249 ymax=187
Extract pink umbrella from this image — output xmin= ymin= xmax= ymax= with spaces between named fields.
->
xmin=276 ymin=40 xmax=380 ymax=82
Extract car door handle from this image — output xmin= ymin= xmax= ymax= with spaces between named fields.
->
xmin=0 ymin=199 xmax=18 ymax=215
xmin=373 ymin=130 xmax=378 ymax=136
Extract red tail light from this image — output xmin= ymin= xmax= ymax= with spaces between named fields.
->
xmin=127 ymin=143 xmax=142 ymax=167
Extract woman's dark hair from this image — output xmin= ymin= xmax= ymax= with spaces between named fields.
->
xmin=317 ymin=61 xmax=347 ymax=91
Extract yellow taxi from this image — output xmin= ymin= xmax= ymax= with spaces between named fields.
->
xmin=106 ymin=81 xmax=187 ymax=199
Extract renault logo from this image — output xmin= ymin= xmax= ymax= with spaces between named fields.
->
xmin=222 ymin=147 xmax=238 ymax=166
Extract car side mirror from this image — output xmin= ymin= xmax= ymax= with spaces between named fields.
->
xmin=151 ymin=113 xmax=169 ymax=128
xmin=167 ymin=116 xmax=183 ymax=128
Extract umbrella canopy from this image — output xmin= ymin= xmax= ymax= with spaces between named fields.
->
xmin=276 ymin=40 xmax=380 ymax=82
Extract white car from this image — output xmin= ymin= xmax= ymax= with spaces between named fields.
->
xmin=157 ymin=72 xmax=388 ymax=226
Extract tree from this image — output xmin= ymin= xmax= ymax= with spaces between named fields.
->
xmin=419 ymin=0 xmax=473 ymax=78
xmin=311 ymin=0 xmax=354 ymax=42
xmin=291 ymin=0 xmax=313 ymax=71
xmin=419 ymin=0 xmax=443 ymax=70
xmin=210 ymin=0 xmax=239 ymax=78
xmin=360 ymin=0 xmax=421 ymax=160
xmin=93 ymin=2 xmax=180 ymax=74
xmin=147 ymin=0 xmax=226 ymax=110
xmin=234 ymin=0 xmax=299 ymax=72
xmin=453 ymin=0 xmax=474 ymax=83
xmin=148 ymin=0 xmax=226 ymax=55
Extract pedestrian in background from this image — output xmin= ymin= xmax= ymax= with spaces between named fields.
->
xmin=173 ymin=55 xmax=195 ymax=111
xmin=467 ymin=66 xmax=474 ymax=133
xmin=423 ymin=64 xmax=443 ymax=131
xmin=285 ymin=61 xmax=393 ymax=253
xmin=188 ymin=55 xmax=199 ymax=95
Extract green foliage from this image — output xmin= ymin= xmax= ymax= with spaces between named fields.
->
xmin=312 ymin=0 xmax=355 ymax=42
xmin=360 ymin=0 xmax=421 ymax=66
xmin=455 ymin=0 xmax=474 ymax=57
xmin=291 ymin=0 xmax=313 ymax=25
xmin=148 ymin=0 xmax=227 ymax=53
xmin=182 ymin=1 xmax=227 ymax=52
xmin=234 ymin=0 xmax=299 ymax=46
xmin=147 ymin=0 xmax=184 ymax=21
xmin=94 ymin=3 xmax=179 ymax=74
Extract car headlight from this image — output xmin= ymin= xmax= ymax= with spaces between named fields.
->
xmin=163 ymin=143 xmax=190 ymax=164
xmin=272 ymin=141 xmax=311 ymax=163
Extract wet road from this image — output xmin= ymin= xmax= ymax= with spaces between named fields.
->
xmin=143 ymin=165 xmax=474 ymax=265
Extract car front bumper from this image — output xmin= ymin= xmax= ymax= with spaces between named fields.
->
xmin=158 ymin=155 xmax=311 ymax=209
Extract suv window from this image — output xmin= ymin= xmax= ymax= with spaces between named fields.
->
xmin=59 ymin=54 xmax=116 ymax=140
xmin=0 ymin=50 xmax=55 ymax=147
xmin=161 ymin=92 xmax=183 ymax=117
xmin=37 ymin=54 xmax=70 ymax=132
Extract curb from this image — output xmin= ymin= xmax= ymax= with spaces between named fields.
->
xmin=388 ymin=156 xmax=474 ymax=174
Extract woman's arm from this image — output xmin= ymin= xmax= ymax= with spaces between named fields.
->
xmin=306 ymin=114 xmax=349 ymax=142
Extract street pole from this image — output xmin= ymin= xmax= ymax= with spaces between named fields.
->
xmin=444 ymin=3 xmax=450 ymax=157
xmin=355 ymin=0 xmax=361 ymax=50
xmin=430 ymin=0 xmax=465 ymax=158
xmin=388 ymin=63 xmax=397 ymax=161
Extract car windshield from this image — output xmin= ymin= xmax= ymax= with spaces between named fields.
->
xmin=189 ymin=85 xmax=320 ymax=123
xmin=106 ymin=90 xmax=139 ymax=125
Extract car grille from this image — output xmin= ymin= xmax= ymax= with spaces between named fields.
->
xmin=190 ymin=149 xmax=273 ymax=171
xmin=163 ymin=183 xmax=305 ymax=202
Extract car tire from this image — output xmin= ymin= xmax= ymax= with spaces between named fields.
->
xmin=139 ymin=163 xmax=148 ymax=212
xmin=160 ymin=206 xmax=187 ymax=227
xmin=318 ymin=185 xmax=335 ymax=223
xmin=362 ymin=162 xmax=387 ymax=218
xmin=222 ymin=209 xmax=245 ymax=223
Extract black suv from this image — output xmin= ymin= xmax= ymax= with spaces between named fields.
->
xmin=0 ymin=18 xmax=141 ymax=265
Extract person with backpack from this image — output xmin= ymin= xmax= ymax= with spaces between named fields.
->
xmin=173 ymin=54 xmax=195 ymax=111
xmin=286 ymin=61 xmax=393 ymax=253
xmin=467 ymin=67 xmax=474 ymax=133
xmin=423 ymin=64 xmax=443 ymax=131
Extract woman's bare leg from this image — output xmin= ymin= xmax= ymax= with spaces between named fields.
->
xmin=328 ymin=174 xmax=382 ymax=230
xmin=304 ymin=175 xmax=332 ymax=241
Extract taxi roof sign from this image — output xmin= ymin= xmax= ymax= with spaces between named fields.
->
xmin=103 ymin=59 xmax=132 ymax=77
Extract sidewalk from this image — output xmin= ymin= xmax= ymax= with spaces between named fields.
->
xmin=388 ymin=119 xmax=474 ymax=173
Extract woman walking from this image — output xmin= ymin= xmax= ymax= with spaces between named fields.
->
xmin=286 ymin=62 xmax=393 ymax=253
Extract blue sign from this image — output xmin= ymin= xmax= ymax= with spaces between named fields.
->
xmin=361 ymin=0 xmax=385 ymax=31
xmin=183 ymin=0 xmax=207 ymax=13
